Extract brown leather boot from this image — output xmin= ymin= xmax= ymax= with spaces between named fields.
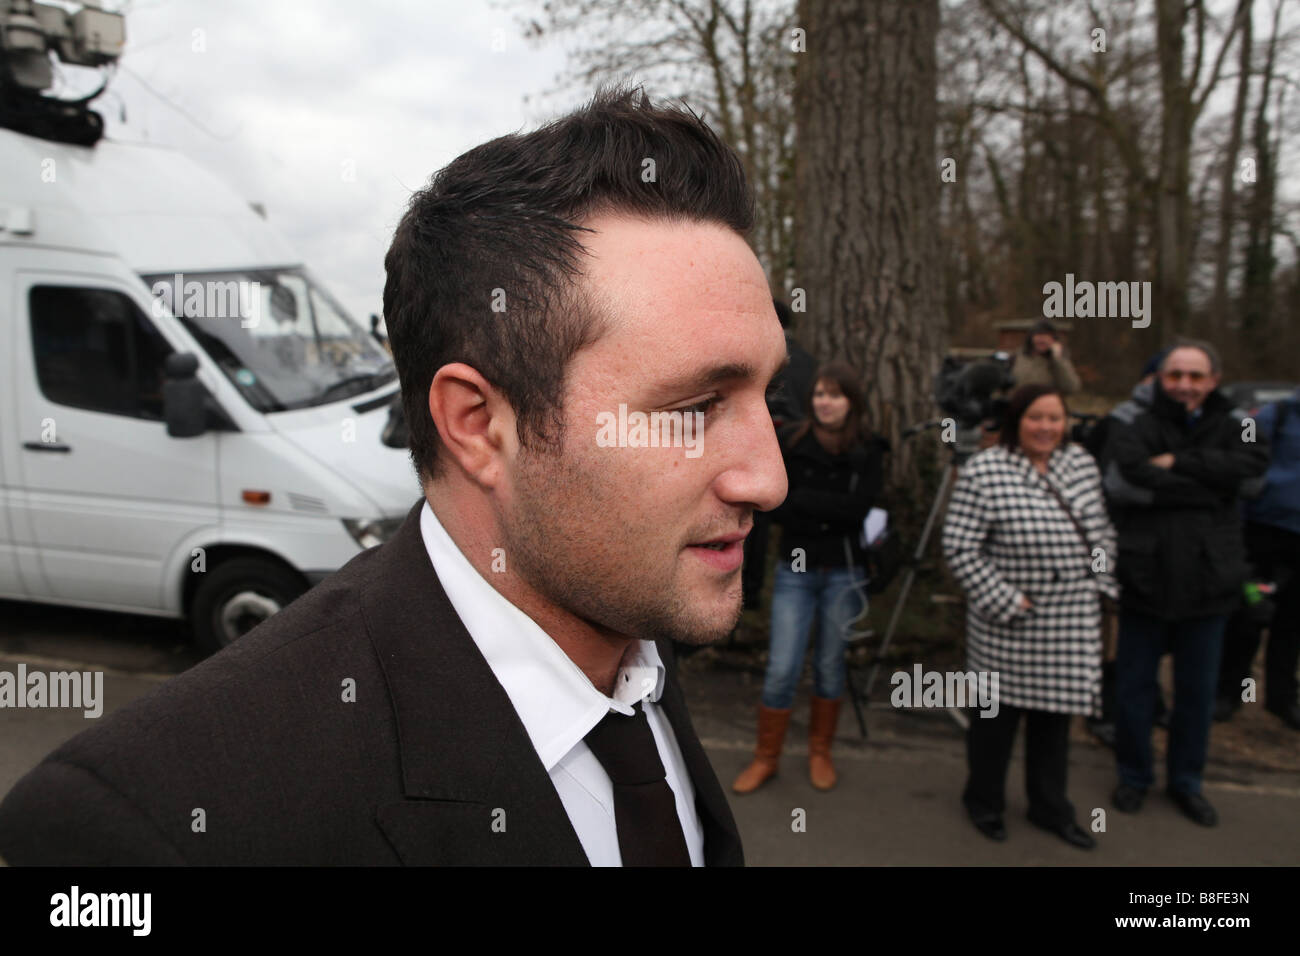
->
xmin=732 ymin=705 xmax=792 ymax=794
xmin=808 ymin=696 xmax=842 ymax=790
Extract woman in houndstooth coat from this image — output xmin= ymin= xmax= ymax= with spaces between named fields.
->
xmin=942 ymin=384 xmax=1118 ymax=849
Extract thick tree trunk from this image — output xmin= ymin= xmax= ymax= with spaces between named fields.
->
xmin=793 ymin=0 xmax=943 ymax=487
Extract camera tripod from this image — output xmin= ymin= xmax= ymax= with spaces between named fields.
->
xmin=842 ymin=419 xmax=984 ymax=738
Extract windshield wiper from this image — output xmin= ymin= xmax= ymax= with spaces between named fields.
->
xmin=316 ymin=369 xmax=394 ymax=403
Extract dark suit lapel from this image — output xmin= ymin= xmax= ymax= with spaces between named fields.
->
xmin=655 ymin=640 xmax=746 ymax=867
xmin=360 ymin=500 xmax=588 ymax=866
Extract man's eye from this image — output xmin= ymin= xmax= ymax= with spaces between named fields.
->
xmin=680 ymin=395 xmax=722 ymax=416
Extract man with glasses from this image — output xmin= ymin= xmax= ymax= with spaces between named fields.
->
xmin=1101 ymin=340 xmax=1270 ymax=827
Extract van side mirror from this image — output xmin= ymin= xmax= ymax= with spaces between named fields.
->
xmin=163 ymin=352 xmax=208 ymax=437
xmin=381 ymin=392 xmax=408 ymax=448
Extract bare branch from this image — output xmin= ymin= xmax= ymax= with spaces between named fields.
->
xmin=978 ymin=0 xmax=1102 ymax=99
xmin=1191 ymin=0 xmax=1253 ymax=119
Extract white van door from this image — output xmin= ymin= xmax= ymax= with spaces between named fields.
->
xmin=10 ymin=255 xmax=220 ymax=613
xmin=0 ymin=254 xmax=32 ymax=600
xmin=0 ymin=334 xmax=35 ymax=601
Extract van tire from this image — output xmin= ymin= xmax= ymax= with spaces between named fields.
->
xmin=191 ymin=558 xmax=307 ymax=655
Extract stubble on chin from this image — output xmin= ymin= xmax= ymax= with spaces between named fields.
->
xmin=667 ymin=586 xmax=744 ymax=646
xmin=502 ymin=446 xmax=745 ymax=647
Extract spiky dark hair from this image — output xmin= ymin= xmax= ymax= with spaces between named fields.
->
xmin=383 ymin=84 xmax=753 ymax=481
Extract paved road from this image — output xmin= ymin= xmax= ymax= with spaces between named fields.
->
xmin=2 ymin=599 xmax=1297 ymax=866
xmin=683 ymin=666 xmax=1300 ymax=866
xmin=0 ymin=599 xmax=198 ymax=801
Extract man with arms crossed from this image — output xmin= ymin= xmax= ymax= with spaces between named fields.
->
xmin=0 ymin=87 xmax=788 ymax=865
xmin=1103 ymin=341 xmax=1269 ymax=827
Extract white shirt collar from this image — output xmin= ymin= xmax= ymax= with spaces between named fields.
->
xmin=418 ymin=500 xmax=666 ymax=771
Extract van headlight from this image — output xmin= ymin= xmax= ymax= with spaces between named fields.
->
xmin=343 ymin=517 xmax=404 ymax=549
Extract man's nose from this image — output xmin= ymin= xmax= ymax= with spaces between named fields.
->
xmin=715 ymin=406 xmax=788 ymax=512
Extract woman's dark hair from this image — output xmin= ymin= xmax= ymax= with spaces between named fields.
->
xmin=788 ymin=361 xmax=867 ymax=454
xmin=1022 ymin=319 xmax=1059 ymax=355
xmin=999 ymin=384 xmax=1068 ymax=449
xmin=383 ymin=84 xmax=754 ymax=482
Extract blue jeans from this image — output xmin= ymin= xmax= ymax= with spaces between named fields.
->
xmin=1115 ymin=611 xmax=1226 ymax=795
xmin=761 ymin=563 xmax=866 ymax=709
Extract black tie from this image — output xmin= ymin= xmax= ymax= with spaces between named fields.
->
xmin=583 ymin=701 xmax=692 ymax=867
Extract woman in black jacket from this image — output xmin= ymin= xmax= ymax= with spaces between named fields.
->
xmin=733 ymin=362 xmax=887 ymax=793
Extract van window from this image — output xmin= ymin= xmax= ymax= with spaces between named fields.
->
xmin=29 ymin=286 xmax=173 ymax=420
xmin=142 ymin=268 xmax=395 ymax=412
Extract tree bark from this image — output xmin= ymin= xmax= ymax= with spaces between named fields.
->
xmin=1211 ymin=0 xmax=1253 ymax=326
xmin=1156 ymin=0 xmax=1194 ymax=336
xmin=794 ymin=0 xmax=943 ymax=486
xmin=1243 ymin=0 xmax=1285 ymax=336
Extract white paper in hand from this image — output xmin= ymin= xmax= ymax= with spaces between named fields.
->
xmin=861 ymin=507 xmax=889 ymax=549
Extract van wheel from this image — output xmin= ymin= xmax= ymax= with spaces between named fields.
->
xmin=191 ymin=558 xmax=307 ymax=655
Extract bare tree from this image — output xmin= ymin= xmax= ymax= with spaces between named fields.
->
xmin=1211 ymin=0 xmax=1254 ymax=321
xmin=1243 ymin=0 xmax=1289 ymax=335
xmin=511 ymin=0 xmax=1297 ymax=396
xmin=979 ymin=0 xmax=1250 ymax=335
xmin=512 ymin=0 xmax=799 ymax=293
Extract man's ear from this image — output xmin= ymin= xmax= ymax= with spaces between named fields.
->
xmin=427 ymin=363 xmax=516 ymax=487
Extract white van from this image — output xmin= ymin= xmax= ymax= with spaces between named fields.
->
xmin=0 ymin=126 xmax=417 ymax=652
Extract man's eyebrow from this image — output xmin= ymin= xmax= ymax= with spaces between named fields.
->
xmin=654 ymin=355 xmax=790 ymax=395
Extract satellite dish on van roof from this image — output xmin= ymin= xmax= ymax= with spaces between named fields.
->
xmin=0 ymin=1 xmax=127 ymax=145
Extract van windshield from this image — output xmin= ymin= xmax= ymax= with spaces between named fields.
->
xmin=141 ymin=268 xmax=396 ymax=412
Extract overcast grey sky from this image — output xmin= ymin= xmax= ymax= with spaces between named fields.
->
xmin=56 ymin=0 xmax=1298 ymax=326
xmin=84 ymin=0 xmax=588 ymax=325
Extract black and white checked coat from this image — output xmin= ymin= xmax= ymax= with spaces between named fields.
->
xmin=941 ymin=443 xmax=1119 ymax=715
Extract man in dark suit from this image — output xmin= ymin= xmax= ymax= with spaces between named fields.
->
xmin=0 ymin=85 xmax=789 ymax=866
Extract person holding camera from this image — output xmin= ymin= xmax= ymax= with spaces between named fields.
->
xmin=732 ymin=362 xmax=886 ymax=794
xmin=1011 ymin=320 xmax=1081 ymax=396
xmin=942 ymin=384 xmax=1117 ymax=848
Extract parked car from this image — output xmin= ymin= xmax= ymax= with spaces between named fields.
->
xmin=1223 ymin=381 xmax=1298 ymax=415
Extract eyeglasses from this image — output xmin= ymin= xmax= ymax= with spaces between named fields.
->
xmin=1161 ymin=370 xmax=1209 ymax=382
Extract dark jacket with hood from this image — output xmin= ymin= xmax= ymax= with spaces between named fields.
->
xmin=1101 ymin=380 xmax=1270 ymax=620
xmin=770 ymin=421 xmax=887 ymax=570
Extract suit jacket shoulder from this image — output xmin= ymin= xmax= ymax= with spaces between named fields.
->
xmin=0 ymin=539 xmax=407 ymax=864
